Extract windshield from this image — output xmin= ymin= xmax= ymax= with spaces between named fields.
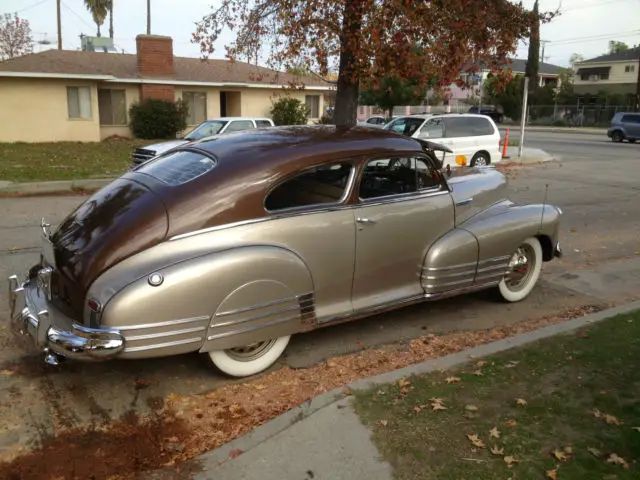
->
xmin=184 ymin=121 xmax=228 ymax=141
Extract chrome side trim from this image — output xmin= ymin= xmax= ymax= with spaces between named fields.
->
xmin=424 ymin=277 xmax=474 ymax=289
xmin=207 ymin=314 xmax=298 ymax=341
xmin=124 ymin=337 xmax=203 ymax=353
xmin=424 ymin=261 xmax=477 ymax=272
xmin=213 ymin=303 xmax=300 ymax=328
xmin=455 ymin=197 xmax=473 ymax=206
xmin=115 ymin=315 xmax=210 ymax=331
xmin=425 ymin=281 xmax=500 ymax=301
xmin=478 ymin=255 xmax=510 ymax=264
xmin=351 ymin=294 xmax=425 ymax=319
xmin=125 ymin=326 xmax=206 ymax=342
xmin=216 ymin=293 xmax=311 ymax=318
xmin=358 ymin=189 xmax=447 ymax=207
xmin=475 ymin=271 xmax=509 ymax=282
xmin=476 ymin=263 xmax=509 ymax=274
xmin=422 ymin=268 xmax=476 ymax=280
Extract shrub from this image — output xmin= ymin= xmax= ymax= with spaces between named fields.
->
xmin=270 ymin=96 xmax=309 ymax=125
xmin=552 ymin=118 xmax=569 ymax=127
xmin=129 ymin=98 xmax=188 ymax=139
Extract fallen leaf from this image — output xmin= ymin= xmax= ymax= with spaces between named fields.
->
xmin=604 ymin=414 xmax=621 ymax=425
xmin=399 ymin=387 xmax=410 ymax=395
xmin=378 ymin=420 xmax=388 ymax=427
xmin=607 ymin=453 xmax=629 ymax=470
xmin=505 ymin=419 xmax=518 ymax=427
xmin=431 ymin=400 xmax=447 ymax=411
xmin=472 ymin=370 xmax=484 ymax=376
xmin=564 ymin=446 xmax=573 ymax=454
xmin=592 ymin=408 xmax=602 ymax=418
xmin=414 ymin=406 xmax=423 ymax=414
xmin=342 ymin=388 xmax=353 ymax=396
xmin=490 ymin=445 xmax=504 ymax=455
xmin=587 ymin=447 xmax=602 ymax=458
xmin=476 ymin=360 xmax=488 ymax=367
xmin=465 ymin=405 xmax=479 ymax=412
xmin=515 ymin=398 xmax=528 ymax=406
xmin=445 ymin=376 xmax=461 ymax=384
xmin=489 ymin=427 xmax=500 ymax=439
xmin=326 ymin=359 xmax=337 ymax=368
xmin=632 ymin=427 xmax=640 ymax=432
xmin=376 ymin=390 xmax=386 ymax=395
xmin=504 ymin=455 xmax=518 ymax=467
xmin=553 ymin=448 xmax=568 ymax=462
xmin=228 ymin=448 xmax=243 ymax=459
xmin=546 ymin=469 xmax=557 ymax=480
xmin=466 ymin=434 xmax=486 ymax=448
xmin=254 ymin=384 xmax=267 ymax=390
xmin=505 ymin=361 xmax=520 ymax=368
xmin=430 ymin=397 xmax=444 ymax=403
xmin=398 ymin=378 xmax=411 ymax=388
xmin=0 ymin=369 xmax=15 ymax=376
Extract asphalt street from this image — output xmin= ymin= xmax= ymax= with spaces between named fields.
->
xmin=0 ymin=130 xmax=639 ymax=460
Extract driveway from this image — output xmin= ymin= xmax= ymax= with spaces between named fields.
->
xmin=1 ymin=137 xmax=640 ymax=458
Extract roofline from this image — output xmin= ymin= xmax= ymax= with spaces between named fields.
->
xmin=576 ymin=58 xmax=640 ymax=65
xmin=0 ymin=71 xmax=335 ymax=90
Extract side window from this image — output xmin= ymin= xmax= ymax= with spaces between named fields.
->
xmin=256 ymin=120 xmax=273 ymax=128
xmin=472 ymin=117 xmax=496 ymax=136
xmin=225 ymin=120 xmax=255 ymax=132
xmin=418 ymin=118 xmax=444 ymax=139
xmin=622 ymin=114 xmax=640 ymax=124
xmin=443 ymin=117 xmax=470 ymax=137
xmin=359 ymin=157 xmax=440 ymax=200
xmin=386 ymin=118 xmax=407 ymax=133
xmin=264 ymin=162 xmax=352 ymax=212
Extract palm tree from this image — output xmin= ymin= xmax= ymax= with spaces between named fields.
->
xmin=107 ymin=0 xmax=114 ymax=39
xmin=83 ymin=0 xmax=108 ymax=37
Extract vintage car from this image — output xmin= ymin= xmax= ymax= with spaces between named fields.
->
xmin=8 ymin=126 xmax=562 ymax=378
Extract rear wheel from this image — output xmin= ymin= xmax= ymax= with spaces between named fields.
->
xmin=611 ymin=131 xmax=624 ymax=143
xmin=205 ymin=335 xmax=290 ymax=378
xmin=470 ymin=152 xmax=491 ymax=167
xmin=629 ymin=139 xmax=636 ymax=144
xmin=498 ymin=237 xmax=543 ymax=302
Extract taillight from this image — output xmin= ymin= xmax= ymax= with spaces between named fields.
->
xmin=87 ymin=298 xmax=102 ymax=313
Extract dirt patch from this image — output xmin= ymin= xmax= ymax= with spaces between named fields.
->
xmin=0 ymin=304 xmax=604 ymax=479
xmin=0 ymin=189 xmax=98 ymax=199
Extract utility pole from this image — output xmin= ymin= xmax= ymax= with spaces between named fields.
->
xmin=147 ymin=0 xmax=151 ymax=35
xmin=56 ymin=0 xmax=62 ymax=49
xmin=518 ymin=77 xmax=530 ymax=160
xmin=635 ymin=54 xmax=640 ymax=112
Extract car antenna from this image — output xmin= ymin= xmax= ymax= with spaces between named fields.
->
xmin=539 ymin=183 xmax=549 ymax=233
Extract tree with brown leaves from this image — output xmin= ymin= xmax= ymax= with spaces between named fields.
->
xmin=0 ymin=13 xmax=33 ymax=61
xmin=193 ymin=0 xmax=555 ymax=126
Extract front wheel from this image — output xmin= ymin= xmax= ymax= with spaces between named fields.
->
xmin=498 ymin=237 xmax=543 ymax=302
xmin=205 ymin=336 xmax=290 ymax=377
xmin=611 ymin=131 xmax=624 ymax=143
xmin=470 ymin=152 xmax=491 ymax=167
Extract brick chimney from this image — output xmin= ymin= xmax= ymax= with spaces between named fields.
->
xmin=136 ymin=34 xmax=175 ymax=101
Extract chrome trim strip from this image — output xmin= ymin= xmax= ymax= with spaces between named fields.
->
xmin=424 ymin=261 xmax=477 ymax=272
xmin=478 ymin=255 xmax=510 ymax=265
xmin=115 ymin=315 xmax=210 ymax=331
xmin=352 ymin=294 xmax=425 ymax=318
xmin=476 ymin=263 xmax=509 ymax=274
xmin=125 ymin=326 xmax=206 ymax=342
xmin=216 ymin=294 xmax=307 ymax=318
xmin=124 ymin=337 xmax=203 ymax=353
xmin=424 ymin=281 xmax=500 ymax=300
xmin=455 ymin=197 xmax=473 ymax=206
xmin=358 ymin=189 xmax=447 ymax=207
xmin=207 ymin=314 xmax=298 ymax=341
xmin=424 ymin=277 xmax=474 ymax=289
xmin=475 ymin=271 xmax=508 ymax=282
xmin=213 ymin=303 xmax=300 ymax=328
xmin=422 ymin=268 xmax=476 ymax=280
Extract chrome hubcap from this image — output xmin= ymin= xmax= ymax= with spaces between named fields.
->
xmin=474 ymin=156 xmax=487 ymax=166
xmin=225 ymin=339 xmax=277 ymax=362
xmin=506 ymin=245 xmax=534 ymax=291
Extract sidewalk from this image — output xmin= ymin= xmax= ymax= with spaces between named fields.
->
xmin=499 ymin=125 xmax=607 ymax=135
xmin=0 ymin=178 xmax=114 ymax=196
xmin=499 ymin=146 xmax=557 ymax=164
xmin=141 ymin=299 xmax=640 ymax=480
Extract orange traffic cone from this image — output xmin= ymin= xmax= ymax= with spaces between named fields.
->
xmin=502 ymin=128 xmax=510 ymax=159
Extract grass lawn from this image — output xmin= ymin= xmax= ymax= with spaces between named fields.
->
xmin=355 ymin=311 xmax=640 ymax=479
xmin=0 ymin=138 xmax=153 ymax=183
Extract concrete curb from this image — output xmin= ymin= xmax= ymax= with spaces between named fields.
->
xmin=500 ymin=126 xmax=606 ymax=136
xmin=0 ymin=178 xmax=114 ymax=196
xmin=148 ymin=300 xmax=640 ymax=477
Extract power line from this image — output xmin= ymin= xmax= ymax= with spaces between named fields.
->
xmin=60 ymin=0 xmax=95 ymax=31
xmin=547 ymin=30 xmax=640 ymax=46
xmin=14 ymin=0 xmax=51 ymax=14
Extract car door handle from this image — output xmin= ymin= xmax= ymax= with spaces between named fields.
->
xmin=356 ymin=217 xmax=377 ymax=224
xmin=455 ymin=198 xmax=473 ymax=206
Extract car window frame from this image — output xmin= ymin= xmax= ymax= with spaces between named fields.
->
xmin=357 ymin=153 xmax=447 ymax=204
xmin=224 ymin=120 xmax=257 ymax=133
xmin=262 ymin=160 xmax=357 ymax=215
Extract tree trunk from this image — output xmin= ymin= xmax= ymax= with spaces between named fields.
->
xmin=109 ymin=3 xmax=114 ymax=39
xmin=388 ymin=107 xmax=393 ymax=119
xmin=333 ymin=0 xmax=365 ymax=126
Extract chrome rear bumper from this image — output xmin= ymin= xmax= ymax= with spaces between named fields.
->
xmin=554 ymin=241 xmax=563 ymax=259
xmin=8 ymin=274 xmax=124 ymax=362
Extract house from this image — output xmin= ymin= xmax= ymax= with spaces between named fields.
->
xmin=0 ymin=34 xmax=333 ymax=143
xmin=572 ymin=46 xmax=640 ymax=96
xmin=448 ymin=58 xmax=563 ymax=105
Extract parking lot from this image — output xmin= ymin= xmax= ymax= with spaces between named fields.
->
xmin=1 ymin=130 xmax=640 ymax=459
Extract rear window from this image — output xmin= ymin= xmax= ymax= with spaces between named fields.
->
xmin=621 ymin=114 xmax=640 ymax=124
xmin=256 ymin=120 xmax=273 ymax=128
xmin=135 ymin=150 xmax=216 ymax=186
xmin=445 ymin=117 xmax=495 ymax=137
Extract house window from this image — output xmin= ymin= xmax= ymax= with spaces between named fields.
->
xmin=305 ymin=95 xmax=320 ymax=118
xmin=98 ymin=89 xmax=127 ymax=125
xmin=67 ymin=86 xmax=92 ymax=119
xmin=625 ymin=65 xmax=636 ymax=73
xmin=183 ymin=91 xmax=207 ymax=125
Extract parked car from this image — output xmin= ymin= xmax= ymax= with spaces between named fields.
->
xmin=9 ymin=126 xmax=562 ymax=378
xmin=357 ymin=115 xmax=390 ymax=128
xmin=131 ymin=117 xmax=275 ymax=165
xmin=383 ymin=113 xmax=501 ymax=167
xmin=468 ymin=105 xmax=505 ymax=124
xmin=607 ymin=112 xmax=640 ymax=143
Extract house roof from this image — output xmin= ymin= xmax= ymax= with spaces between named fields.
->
xmin=581 ymin=46 xmax=640 ymax=63
xmin=464 ymin=58 xmax=562 ymax=76
xmin=0 ymin=49 xmax=333 ymax=89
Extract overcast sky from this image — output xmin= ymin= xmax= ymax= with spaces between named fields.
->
xmin=4 ymin=0 xmax=640 ymax=68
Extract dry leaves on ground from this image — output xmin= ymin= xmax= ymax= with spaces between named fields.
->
xmin=505 ymin=419 xmax=518 ymax=427
xmin=607 ymin=453 xmax=629 ymax=469
xmin=587 ymin=447 xmax=602 ymax=458
xmin=515 ymin=398 xmax=528 ymax=406
xmin=465 ymin=405 xmax=479 ymax=412
xmin=430 ymin=398 xmax=447 ymax=411
xmin=472 ymin=369 xmax=484 ymax=376
xmin=604 ymin=414 xmax=621 ymax=425
xmin=466 ymin=434 xmax=486 ymax=448
xmin=552 ymin=448 xmax=570 ymax=462
xmin=445 ymin=376 xmax=461 ymax=384
xmin=489 ymin=427 xmax=500 ymax=439
xmin=546 ymin=468 xmax=558 ymax=480
xmin=504 ymin=455 xmax=518 ymax=467
xmin=378 ymin=420 xmax=388 ymax=427
xmin=490 ymin=445 xmax=504 ymax=456
xmin=397 ymin=378 xmax=411 ymax=388
xmin=505 ymin=360 xmax=520 ymax=368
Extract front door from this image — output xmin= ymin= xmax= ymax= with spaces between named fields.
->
xmin=351 ymin=156 xmax=455 ymax=311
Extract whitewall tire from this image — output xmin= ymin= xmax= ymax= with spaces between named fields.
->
xmin=498 ymin=237 xmax=543 ymax=302
xmin=206 ymin=335 xmax=291 ymax=378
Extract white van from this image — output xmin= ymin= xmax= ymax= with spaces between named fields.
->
xmin=383 ymin=113 xmax=501 ymax=168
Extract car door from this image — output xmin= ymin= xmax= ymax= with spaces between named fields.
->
xmin=627 ymin=114 xmax=640 ymax=138
xmin=441 ymin=117 xmax=477 ymax=164
xmin=351 ymin=155 xmax=455 ymax=311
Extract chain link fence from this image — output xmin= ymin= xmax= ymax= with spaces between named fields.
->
xmin=526 ymin=104 xmax=635 ymax=127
